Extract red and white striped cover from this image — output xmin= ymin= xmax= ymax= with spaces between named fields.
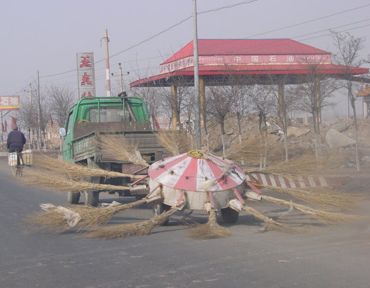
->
xmin=148 ymin=153 xmax=245 ymax=192
xmin=246 ymin=172 xmax=329 ymax=188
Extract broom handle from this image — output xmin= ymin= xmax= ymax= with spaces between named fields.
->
xmin=130 ymin=175 xmax=149 ymax=186
xmin=243 ymin=206 xmax=284 ymax=227
xmin=262 ymin=195 xmax=320 ymax=216
xmin=132 ymin=166 xmax=149 ymax=175
xmin=113 ymin=198 xmax=148 ymax=213
xmin=150 ymin=207 xmax=178 ymax=226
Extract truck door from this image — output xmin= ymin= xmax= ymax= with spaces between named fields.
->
xmin=62 ymin=110 xmax=74 ymax=161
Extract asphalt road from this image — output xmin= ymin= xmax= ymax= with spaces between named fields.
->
xmin=1 ymin=160 xmax=370 ymax=288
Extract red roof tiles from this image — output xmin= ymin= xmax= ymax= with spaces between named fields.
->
xmin=162 ymin=39 xmax=330 ymax=64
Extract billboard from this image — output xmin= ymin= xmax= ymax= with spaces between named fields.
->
xmin=0 ymin=96 xmax=20 ymax=110
xmin=77 ymin=52 xmax=96 ymax=98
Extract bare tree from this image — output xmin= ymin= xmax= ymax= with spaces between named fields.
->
xmin=161 ymin=79 xmax=192 ymax=130
xmin=132 ymin=86 xmax=165 ymax=130
xmin=266 ymin=76 xmax=290 ymax=162
xmin=18 ymin=97 xmax=37 ymax=147
xmin=294 ymin=65 xmax=339 ymax=158
xmin=207 ymin=85 xmax=237 ymax=156
xmin=332 ymin=31 xmax=364 ymax=171
xmin=19 ymin=82 xmax=51 ymax=149
xmin=47 ymin=86 xmax=76 ymax=127
xmin=246 ymin=84 xmax=276 ymax=168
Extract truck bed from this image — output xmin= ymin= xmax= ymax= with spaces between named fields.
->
xmin=72 ymin=130 xmax=165 ymax=164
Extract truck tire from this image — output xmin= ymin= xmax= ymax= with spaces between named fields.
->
xmin=221 ymin=207 xmax=239 ymax=224
xmin=153 ymin=203 xmax=171 ymax=226
xmin=67 ymin=192 xmax=80 ymax=204
xmin=85 ymin=158 xmax=100 ymax=207
xmin=84 ymin=191 xmax=99 ymax=207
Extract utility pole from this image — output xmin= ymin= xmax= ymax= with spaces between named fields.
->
xmin=102 ymin=29 xmax=112 ymax=96
xmin=0 ymin=111 xmax=3 ymax=145
xmin=118 ymin=62 xmax=124 ymax=93
xmin=37 ymin=71 xmax=42 ymax=150
xmin=193 ymin=0 xmax=201 ymax=149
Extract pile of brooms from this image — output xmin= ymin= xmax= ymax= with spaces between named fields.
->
xmin=23 ymin=134 xmax=360 ymax=240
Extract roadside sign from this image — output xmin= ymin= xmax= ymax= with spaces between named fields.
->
xmin=77 ymin=52 xmax=96 ymax=98
xmin=0 ymin=96 xmax=20 ymax=110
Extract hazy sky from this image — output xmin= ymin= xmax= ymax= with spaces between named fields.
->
xmin=1 ymin=0 xmax=370 ymax=115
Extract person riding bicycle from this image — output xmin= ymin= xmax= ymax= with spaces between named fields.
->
xmin=7 ymin=125 xmax=26 ymax=167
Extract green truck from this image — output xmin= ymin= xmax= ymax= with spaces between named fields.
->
xmin=60 ymin=94 xmax=165 ymax=206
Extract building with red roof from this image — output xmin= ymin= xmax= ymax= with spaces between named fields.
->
xmin=130 ymin=39 xmax=369 ymax=129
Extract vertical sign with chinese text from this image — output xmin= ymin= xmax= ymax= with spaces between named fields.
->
xmin=77 ymin=52 xmax=96 ymax=98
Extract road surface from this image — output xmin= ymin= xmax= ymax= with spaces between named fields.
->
xmin=1 ymin=160 xmax=370 ymax=288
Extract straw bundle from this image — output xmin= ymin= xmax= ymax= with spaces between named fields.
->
xmin=227 ymin=134 xmax=284 ymax=165
xmin=33 ymin=154 xmax=142 ymax=180
xmin=85 ymin=207 xmax=178 ymax=239
xmin=242 ymin=205 xmax=289 ymax=231
xmin=75 ymin=198 xmax=149 ymax=228
xmin=189 ymin=210 xmax=231 ymax=239
xmin=263 ymin=154 xmax=321 ymax=175
xmin=263 ymin=185 xmax=353 ymax=209
xmin=27 ymin=210 xmax=71 ymax=233
xmin=156 ymin=131 xmax=193 ymax=156
xmin=261 ymin=195 xmax=358 ymax=223
xmin=23 ymin=170 xmax=130 ymax=193
xmin=263 ymin=153 xmax=345 ymax=176
xmin=98 ymin=136 xmax=148 ymax=166
xmin=26 ymin=198 xmax=152 ymax=232
xmin=26 ymin=205 xmax=93 ymax=233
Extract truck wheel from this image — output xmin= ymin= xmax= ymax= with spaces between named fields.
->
xmin=67 ymin=192 xmax=80 ymax=204
xmin=84 ymin=191 xmax=99 ymax=207
xmin=85 ymin=158 xmax=100 ymax=207
xmin=221 ymin=207 xmax=239 ymax=224
xmin=153 ymin=203 xmax=171 ymax=226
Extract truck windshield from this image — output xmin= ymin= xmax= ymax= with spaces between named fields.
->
xmin=89 ymin=108 xmax=125 ymax=123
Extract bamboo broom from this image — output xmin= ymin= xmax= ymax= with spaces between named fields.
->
xmin=97 ymin=136 xmax=148 ymax=167
xmin=156 ymin=131 xmax=193 ymax=156
xmin=33 ymin=154 xmax=143 ymax=180
xmin=261 ymin=195 xmax=358 ymax=223
xmin=27 ymin=199 xmax=149 ymax=232
xmin=85 ymin=207 xmax=178 ymax=239
xmin=189 ymin=209 xmax=231 ymax=239
xmin=26 ymin=205 xmax=93 ymax=233
xmin=241 ymin=205 xmax=289 ymax=231
xmin=69 ymin=185 xmax=162 ymax=228
xmin=26 ymin=185 xmax=162 ymax=232
xmin=22 ymin=170 xmax=131 ymax=193
xmin=261 ymin=185 xmax=354 ymax=209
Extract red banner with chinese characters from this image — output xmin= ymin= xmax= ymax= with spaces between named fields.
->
xmin=160 ymin=54 xmax=332 ymax=74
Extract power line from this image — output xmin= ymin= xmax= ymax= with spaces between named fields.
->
xmin=198 ymin=0 xmax=259 ymax=15
xmin=247 ymin=2 xmax=370 ymax=38
xmin=294 ymin=17 xmax=370 ymax=39
xmin=39 ymin=0 xmax=261 ymax=79
xmin=299 ymin=22 xmax=370 ymax=42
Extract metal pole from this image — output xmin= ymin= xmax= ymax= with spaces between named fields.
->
xmin=76 ymin=53 xmax=81 ymax=99
xmin=103 ymin=29 xmax=112 ymax=97
xmin=0 ymin=111 xmax=3 ymax=145
xmin=193 ymin=0 xmax=201 ymax=149
xmin=118 ymin=62 xmax=124 ymax=93
xmin=37 ymin=70 xmax=42 ymax=150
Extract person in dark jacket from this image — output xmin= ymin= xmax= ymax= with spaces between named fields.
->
xmin=7 ymin=126 xmax=26 ymax=153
